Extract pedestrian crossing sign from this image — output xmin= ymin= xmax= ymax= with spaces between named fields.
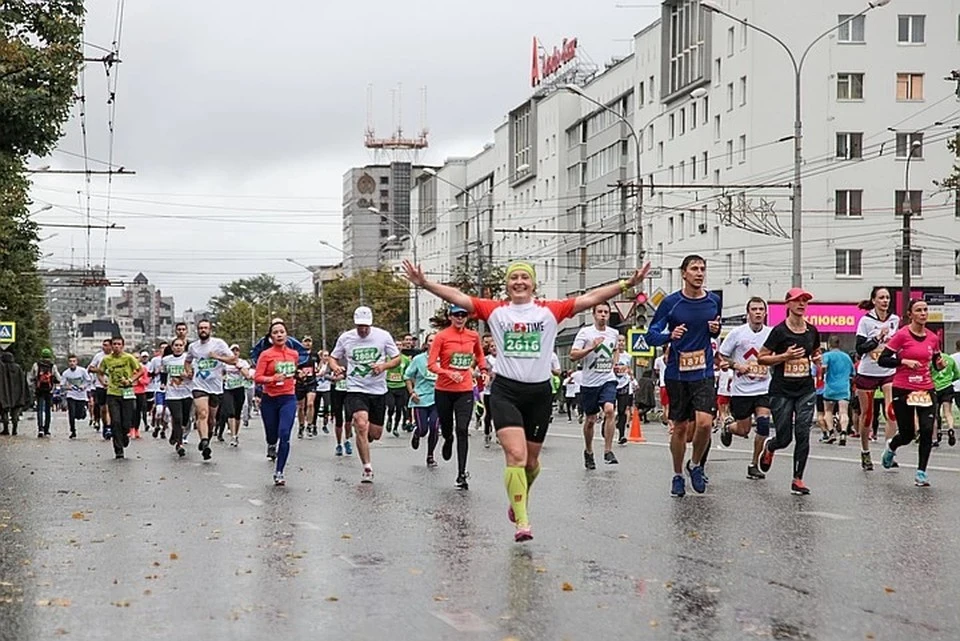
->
xmin=0 ymin=321 xmax=15 ymax=344
xmin=626 ymin=327 xmax=654 ymax=358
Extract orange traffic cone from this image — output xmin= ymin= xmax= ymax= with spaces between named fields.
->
xmin=627 ymin=407 xmax=645 ymax=443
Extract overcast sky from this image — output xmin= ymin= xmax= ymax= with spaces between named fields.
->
xmin=31 ymin=0 xmax=660 ymax=311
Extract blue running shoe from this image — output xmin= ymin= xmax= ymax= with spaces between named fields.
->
xmin=915 ymin=470 xmax=930 ymax=487
xmin=881 ymin=448 xmax=895 ymax=469
xmin=335 ymin=444 xmax=343 ymax=457
xmin=689 ymin=464 xmax=707 ymax=494
xmin=102 ymin=429 xmax=112 ymax=441
xmin=344 ymin=440 xmax=353 ymax=456
xmin=671 ymin=474 xmax=686 ymax=498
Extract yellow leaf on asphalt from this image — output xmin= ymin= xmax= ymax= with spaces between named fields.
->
xmin=561 ymin=582 xmax=574 ymax=592
xmin=169 ymin=553 xmax=179 ymax=560
xmin=883 ymin=586 xmax=895 ymax=594
xmin=325 ymin=596 xmax=339 ymax=602
xmin=433 ymin=595 xmax=448 ymax=602
xmin=341 ymin=534 xmax=352 ymax=539
xmin=535 ymin=567 xmax=547 ymax=573
xmin=71 ymin=512 xmax=84 ymax=520
xmin=111 ymin=600 xmax=131 ymax=607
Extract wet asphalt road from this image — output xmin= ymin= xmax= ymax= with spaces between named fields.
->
xmin=2 ymin=410 xmax=959 ymax=641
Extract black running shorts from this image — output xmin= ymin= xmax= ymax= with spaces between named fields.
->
xmin=488 ymin=376 xmax=553 ymax=444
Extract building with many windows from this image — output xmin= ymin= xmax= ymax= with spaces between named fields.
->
xmin=39 ymin=267 xmax=108 ymax=360
xmin=107 ymin=272 xmax=175 ymax=346
xmin=404 ymin=0 xmax=960 ymax=346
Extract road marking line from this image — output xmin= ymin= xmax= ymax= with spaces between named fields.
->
xmin=247 ymin=499 xmax=263 ymax=507
xmin=223 ymin=483 xmax=245 ymax=489
xmin=799 ymin=511 xmax=853 ymax=521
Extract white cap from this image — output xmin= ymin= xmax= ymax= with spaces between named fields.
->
xmin=353 ymin=306 xmax=373 ymax=326
xmin=139 ymin=351 xmax=150 ymax=357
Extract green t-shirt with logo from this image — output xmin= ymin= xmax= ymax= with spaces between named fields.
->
xmin=101 ymin=352 xmax=142 ymax=398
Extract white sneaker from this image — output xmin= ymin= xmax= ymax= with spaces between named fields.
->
xmin=361 ymin=467 xmax=374 ymax=483
xmin=230 ymin=435 xmax=239 ymax=447
xmin=273 ymin=471 xmax=285 ymax=486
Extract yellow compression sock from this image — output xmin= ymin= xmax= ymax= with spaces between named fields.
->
xmin=504 ymin=466 xmax=529 ymax=527
xmin=525 ymin=464 xmax=541 ymax=492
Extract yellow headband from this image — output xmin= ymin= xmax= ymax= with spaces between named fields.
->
xmin=505 ymin=261 xmax=537 ymax=284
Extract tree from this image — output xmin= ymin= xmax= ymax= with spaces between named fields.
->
xmin=935 ymin=133 xmax=960 ymax=192
xmin=429 ymin=263 xmax=506 ymax=329
xmin=0 ymin=1 xmax=84 ymax=365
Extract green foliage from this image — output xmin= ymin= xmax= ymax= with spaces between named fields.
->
xmin=935 ymin=134 xmax=960 ymax=192
xmin=429 ymin=263 xmax=506 ymax=329
xmin=0 ymin=0 xmax=84 ymax=365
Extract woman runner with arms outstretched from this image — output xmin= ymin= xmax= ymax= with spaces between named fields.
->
xmin=403 ymin=259 xmax=649 ymax=542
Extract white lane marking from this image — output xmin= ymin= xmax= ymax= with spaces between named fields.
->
xmin=223 ymin=483 xmax=245 ymax=489
xmin=290 ymin=521 xmax=321 ymax=531
xmin=548 ymin=433 xmax=960 ymax=473
xmin=248 ymin=499 xmax=263 ymax=507
xmin=799 ymin=511 xmax=854 ymax=521
xmin=431 ymin=610 xmax=493 ymax=632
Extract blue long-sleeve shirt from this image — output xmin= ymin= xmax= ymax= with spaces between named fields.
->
xmin=645 ymin=290 xmax=722 ymax=382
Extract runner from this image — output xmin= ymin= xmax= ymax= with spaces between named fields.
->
xmin=645 ymin=255 xmax=722 ymax=497
xmin=161 ymin=338 xmax=193 ymax=457
xmin=613 ymin=335 xmax=635 ymax=445
xmin=854 ymin=287 xmax=900 ymax=470
xmin=653 ymin=345 xmax=670 ymax=429
xmin=328 ymin=306 xmax=402 ymax=482
xmin=952 ymin=340 xmax=960 ymax=434
xmin=222 ymin=344 xmax=253 ymax=447
xmin=254 ymin=320 xmax=300 ymax=485
xmin=295 ymin=336 xmax=319 ymax=439
xmin=385 ymin=343 xmax=412 ymax=437
xmin=482 ymin=341 xmax=498 ymax=447
xmin=405 ymin=332 xmax=439 ymax=466
xmin=569 ymin=301 xmax=620 ymax=469
xmin=88 ymin=338 xmax=113 ymax=439
xmin=60 ymin=354 xmax=92 ymax=439
xmin=0 ymin=352 xmax=29 ymax=436
xmin=932 ymin=348 xmax=959 ymax=446
xmin=821 ymin=335 xmax=855 ymax=447
xmin=147 ymin=344 xmax=165 ymax=438
xmin=313 ymin=350 xmax=332 ymax=434
xmin=715 ymin=365 xmax=734 ymax=430
xmin=757 ymin=288 xmax=822 ymax=495
xmin=403 ymin=258 xmax=649 ymax=542
xmin=562 ymin=369 xmax=580 ymax=422
xmin=429 ymin=305 xmax=486 ymax=489
xmin=131 ymin=351 xmax=151 ymax=439
xmin=329 ymin=365 xmax=352 ymax=457
xmin=878 ymin=299 xmax=943 ymax=486
xmin=185 ymin=319 xmax=237 ymax=461
xmin=29 ymin=348 xmax=60 ymax=438
xmin=100 ymin=336 xmax=142 ymax=459
xmin=717 ymin=297 xmax=772 ymax=480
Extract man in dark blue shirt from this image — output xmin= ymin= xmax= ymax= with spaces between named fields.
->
xmin=646 ymin=255 xmax=722 ymax=497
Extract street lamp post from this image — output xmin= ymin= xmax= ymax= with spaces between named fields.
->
xmin=368 ymin=206 xmax=420 ymax=341
xmin=900 ymin=139 xmax=923 ymax=316
xmin=701 ymin=0 xmax=892 ymax=287
xmin=286 ymin=258 xmax=328 ymax=351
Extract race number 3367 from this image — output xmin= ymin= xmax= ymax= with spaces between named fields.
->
xmin=504 ymin=331 xmax=541 ymax=358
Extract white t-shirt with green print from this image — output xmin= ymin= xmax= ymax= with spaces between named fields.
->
xmin=330 ymin=327 xmax=400 ymax=395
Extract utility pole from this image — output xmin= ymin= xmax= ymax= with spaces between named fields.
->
xmin=901 ymin=140 xmax=922 ymax=316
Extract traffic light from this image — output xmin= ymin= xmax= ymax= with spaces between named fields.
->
xmin=635 ymin=291 xmax=648 ymax=306
xmin=635 ymin=291 xmax=648 ymax=327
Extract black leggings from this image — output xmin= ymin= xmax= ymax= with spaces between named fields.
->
xmin=616 ymin=392 xmax=632 ymax=439
xmin=67 ymin=398 xmax=86 ymax=433
xmin=330 ymin=389 xmax=347 ymax=429
xmin=167 ymin=397 xmax=193 ymax=446
xmin=483 ymin=395 xmax=493 ymax=436
xmin=386 ymin=387 xmax=410 ymax=430
xmin=435 ymin=390 xmax=473 ymax=476
xmin=889 ymin=387 xmax=936 ymax=472
xmin=135 ymin=393 xmax=148 ymax=429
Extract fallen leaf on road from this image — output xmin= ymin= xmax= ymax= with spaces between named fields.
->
xmin=561 ymin=582 xmax=574 ymax=592
xmin=70 ymin=512 xmax=84 ymax=520
xmin=535 ymin=567 xmax=547 ymax=573
xmin=169 ymin=553 xmax=179 ymax=560
xmin=110 ymin=600 xmax=131 ymax=607
xmin=650 ymin=620 xmax=659 ymax=627
xmin=866 ymin=634 xmax=876 ymax=640
xmin=883 ymin=586 xmax=895 ymax=594
xmin=341 ymin=534 xmax=352 ymax=539
xmin=54 ymin=628 xmax=68 ymax=636
xmin=152 ymin=562 xmax=160 ymax=567
xmin=325 ymin=596 xmax=339 ymax=602
xmin=433 ymin=595 xmax=448 ymax=602
xmin=36 ymin=598 xmax=71 ymax=607
xmin=143 ymin=589 xmax=152 ymax=596
xmin=618 ymin=534 xmax=629 ymax=539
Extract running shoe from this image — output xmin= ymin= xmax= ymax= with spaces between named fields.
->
xmin=182 ymin=434 xmax=190 ymax=445
xmin=455 ymin=473 xmax=469 ymax=490
xmin=37 ymin=431 xmax=44 ymax=439
xmin=411 ymin=433 xmax=420 ymax=450
xmin=160 ymin=429 xmax=166 ymax=440
xmin=200 ymin=438 xmax=212 ymax=460
xmin=687 ymin=459 xmax=710 ymax=485
xmin=322 ymin=424 xmax=329 ymax=434
xmin=102 ymin=429 xmax=112 ymax=441
xmin=344 ymin=440 xmax=353 ymax=456
xmin=297 ymin=426 xmax=304 ymax=439
xmin=230 ymin=435 xmax=239 ymax=448
xmin=881 ymin=448 xmax=896 ymax=469
xmin=441 ymin=434 xmax=453 ymax=461
xmin=604 ymin=451 xmax=619 ymax=465
xmin=950 ymin=430 xmax=957 ymax=447
xmin=670 ymin=474 xmax=686 ymax=497
xmin=584 ymin=450 xmax=596 ymax=470
xmin=514 ymin=527 xmax=533 ymax=543
xmin=335 ymin=444 xmax=343 ymax=456
xmin=688 ymin=464 xmax=706 ymax=494
xmin=861 ymin=451 xmax=874 ymax=471
xmin=618 ymin=436 xmax=628 ymax=445
xmin=115 ymin=450 xmax=124 ymax=459
xmin=426 ymin=456 xmax=437 ymax=468
xmin=273 ymin=471 xmax=286 ymax=486
xmin=484 ymin=434 xmax=492 ymax=448
xmin=176 ymin=445 xmax=186 ymax=457
xmin=267 ymin=443 xmax=277 ymax=460
xmin=790 ymin=479 xmax=811 ymax=495
xmin=152 ymin=427 xmax=160 ymax=438
xmin=121 ymin=431 xmax=130 ymax=448
xmin=915 ymin=470 xmax=930 ymax=487
xmin=216 ymin=432 xmax=225 ymax=443
xmin=838 ymin=433 xmax=846 ymax=446
xmin=720 ymin=423 xmax=733 ymax=447
xmin=361 ymin=467 xmax=374 ymax=484
xmin=746 ymin=464 xmax=765 ymax=480
xmin=69 ymin=430 xmax=76 ymax=439
xmin=758 ymin=437 xmax=774 ymax=473
xmin=392 ymin=426 xmax=400 ymax=437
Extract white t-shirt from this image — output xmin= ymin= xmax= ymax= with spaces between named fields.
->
xmin=564 ymin=374 xmax=580 ymax=397
xmin=572 ymin=325 xmax=619 ymax=388
xmin=717 ymin=368 xmax=734 ymax=396
xmin=316 ymin=367 xmax=332 ymax=393
xmin=330 ymin=327 xmax=400 ymax=395
xmin=653 ymin=355 xmax=666 ymax=387
xmin=223 ymin=358 xmax=250 ymax=391
xmin=615 ymin=353 xmax=633 ymax=390
xmin=61 ymin=367 xmax=91 ymax=401
xmin=952 ymin=352 xmax=960 ymax=392
xmin=162 ymin=354 xmax=193 ymax=400
xmin=186 ymin=338 xmax=233 ymax=394
xmin=856 ymin=312 xmax=900 ymax=377
xmin=483 ymin=355 xmax=497 ymax=396
xmin=472 ymin=298 xmax=576 ymax=384
xmin=146 ymin=356 xmax=163 ymax=393
xmin=550 ymin=352 xmax=560 ymax=373
xmin=719 ymin=323 xmax=773 ymax=397
xmin=88 ymin=351 xmax=107 ymax=389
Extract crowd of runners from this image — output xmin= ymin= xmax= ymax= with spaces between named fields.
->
xmin=3 ymin=255 xmax=960 ymax=542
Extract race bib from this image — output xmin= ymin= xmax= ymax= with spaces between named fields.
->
xmin=224 ymin=375 xmax=244 ymax=390
xmin=745 ymin=362 xmax=768 ymax=378
xmin=450 ymin=352 xmax=474 ymax=370
xmin=197 ymin=358 xmax=218 ymax=372
xmin=275 ymin=361 xmax=296 ymax=376
xmin=122 ymin=387 xmax=135 ymax=400
xmin=387 ymin=370 xmax=403 ymax=382
xmin=335 ymin=380 xmax=347 ymax=391
xmin=783 ymin=358 xmax=811 ymax=378
xmin=167 ymin=364 xmax=185 ymax=378
xmin=425 ymin=370 xmax=438 ymax=382
xmin=351 ymin=347 xmax=380 ymax=377
xmin=503 ymin=331 xmax=541 ymax=358
xmin=679 ymin=350 xmax=706 ymax=372
xmin=906 ymin=390 xmax=932 ymax=407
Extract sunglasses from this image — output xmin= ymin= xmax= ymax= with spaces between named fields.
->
xmin=450 ymin=312 xmax=468 ymax=319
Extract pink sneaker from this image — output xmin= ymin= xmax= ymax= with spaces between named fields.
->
xmin=514 ymin=527 xmax=533 ymax=543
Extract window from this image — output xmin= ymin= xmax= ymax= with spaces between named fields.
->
xmin=379 ymin=189 xmax=389 ymax=198
xmin=895 ymin=190 xmax=923 ymax=216
xmin=725 ymin=253 xmax=733 ymax=281
xmin=669 ymin=114 xmax=676 ymax=139
xmin=679 ymin=212 xmax=686 ymax=235
xmin=835 ymin=189 xmax=863 ymax=217
xmin=894 ymin=248 xmax=922 ymax=276
xmin=895 ymin=132 xmax=924 ymax=158
xmin=691 ymin=155 xmax=698 ymax=180
xmin=836 ymin=132 xmax=864 ymax=159
xmin=898 ymin=15 xmax=925 ymax=44
xmin=701 ymin=96 xmax=709 ymax=124
xmin=649 ymin=76 xmax=655 ymax=103
xmin=727 ymin=27 xmax=735 ymax=57
xmin=739 ymin=76 xmax=747 ymax=106
xmin=668 ymin=216 xmax=675 ymax=242
xmin=679 ymin=108 xmax=686 ymax=135
xmin=647 ymin=124 xmax=654 ymax=150
xmin=714 ymin=58 xmax=721 ymax=87
xmin=836 ymin=249 xmax=863 ymax=276
xmin=714 ymin=169 xmax=720 ymax=186
xmin=896 ymin=73 xmax=924 ymax=101
xmin=379 ymin=176 xmax=389 ymax=185
xmin=510 ymin=102 xmax=532 ymax=177
xmin=679 ymin=160 xmax=686 ymax=182
xmin=738 ymin=135 xmax=747 ymax=163
xmin=727 ymin=82 xmax=734 ymax=111
xmin=638 ymin=80 xmax=645 ymax=106
xmin=837 ymin=73 xmax=864 ymax=100
xmin=714 ymin=114 xmax=721 ymax=141
xmin=691 ymin=102 xmax=698 ymax=129
xmin=726 ymin=140 xmax=734 ymax=167
xmin=667 ymin=0 xmax=706 ymax=96
xmin=702 ymin=151 xmax=709 ymax=177
xmin=956 ymin=188 xmax=960 ymax=218
xmin=838 ymin=14 xmax=866 ymax=43
xmin=379 ymin=201 xmax=389 ymax=212
xmin=657 ymin=142 xmax=664 ymax=167
xmin=955 ymin=250 xmax=960 ymax=277
xmin=741 ymin=23 xmax=748 ymax=49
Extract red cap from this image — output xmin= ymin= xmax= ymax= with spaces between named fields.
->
xmin=785 ymin=287 xmax=813 ymax=302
